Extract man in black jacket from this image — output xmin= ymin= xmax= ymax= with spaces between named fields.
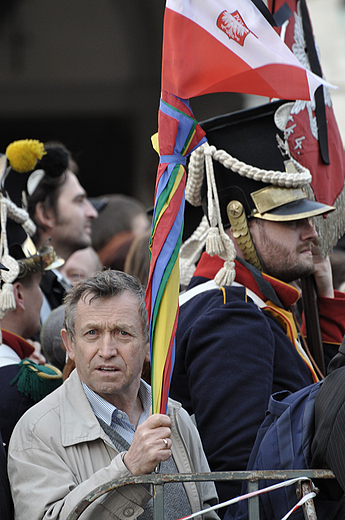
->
xmin=310 ymin=338 xmax=345 ymax=498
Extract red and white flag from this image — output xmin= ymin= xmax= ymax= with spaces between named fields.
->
xmin=162 ymin=0 xmax=331 ymax=101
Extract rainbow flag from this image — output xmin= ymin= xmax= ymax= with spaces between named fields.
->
xmin=145 ymin=91 xmax=206 ymax=414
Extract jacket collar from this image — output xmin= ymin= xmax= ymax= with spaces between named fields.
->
xmin=59 ymin=370 xmax=110 ymax=447
xmin=1 ymin=329 xmax=34 ymax=359
xmin=59 ymin=370 xmax=182 ymax=447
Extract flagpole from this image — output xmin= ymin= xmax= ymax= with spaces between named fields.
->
xmin=300 ymin=275 xmax=325 ymax=377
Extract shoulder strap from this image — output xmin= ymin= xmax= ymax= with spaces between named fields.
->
xmin=267 ymin=390 xmax=292 ymax=417
xmin=179 ymin=280 xmax=219 ymax=306
xmin=179 ymin=279 xmax=266 ymax=307
xmin=10 ymin=359 xmax=62 ymax=402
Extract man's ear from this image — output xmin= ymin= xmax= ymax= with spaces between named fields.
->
xmin=12 ymin=281 xmax=25 ymax=311
xmin=144 ymin=342 xmax=150 ymax=363
xmin=34 ymin=201 xmax=56 ymax=230
xmin=61 ymin=329 xmax=75 ymax=361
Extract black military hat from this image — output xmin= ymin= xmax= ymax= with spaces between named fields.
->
xmin=199 ymin=100 xmax=334 ymax=226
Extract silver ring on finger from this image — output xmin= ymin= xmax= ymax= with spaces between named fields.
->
xmin=163 ymin=438 xmax=169 ymax=449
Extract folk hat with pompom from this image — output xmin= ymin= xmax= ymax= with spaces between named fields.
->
xmin=2 ymin=140 xmax=69 ymax=209
xmin=0 ymin=140 xmax=61 ymax=321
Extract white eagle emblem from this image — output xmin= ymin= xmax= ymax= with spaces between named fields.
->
xmin=216 ymin=10 xmax=252 ymax=46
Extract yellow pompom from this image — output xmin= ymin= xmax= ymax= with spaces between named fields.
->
xmin=5 ymin=139 xmax=46 ymax=173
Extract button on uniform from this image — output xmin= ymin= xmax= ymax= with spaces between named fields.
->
xmin=123 ymin=507 xmax=134 ymax=517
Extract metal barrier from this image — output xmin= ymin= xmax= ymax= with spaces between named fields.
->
xmin=66 ymin=469 xmax=335 ymax=520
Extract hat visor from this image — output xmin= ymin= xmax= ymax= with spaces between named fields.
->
xmin=254 ymin=198 xmax=335 ymax=222
xmin=44 ymin=257 xmax=65 ymax=271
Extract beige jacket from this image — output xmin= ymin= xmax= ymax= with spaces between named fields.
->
xmin=8 ymin=369 xmax=219 ymax=520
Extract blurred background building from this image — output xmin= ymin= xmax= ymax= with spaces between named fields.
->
xmin=0 ymin=0 xmax=241 ymax=207
xmin=0 ymin=0 xmax=344 ymax=208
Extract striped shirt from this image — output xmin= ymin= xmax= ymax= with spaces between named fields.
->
xmin=82 ymin=379 xmax=151 ymax=445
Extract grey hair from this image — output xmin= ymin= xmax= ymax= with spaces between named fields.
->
xmin=63 ymin=269 xmax=149 ymax=344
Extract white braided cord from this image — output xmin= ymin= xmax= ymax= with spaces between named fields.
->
xmin=204 ymin=144 xmax=236 ymax=285
xmin=179 ymin=215 xmax=209 ymax=288
xmin=187 ymin=144 xmax=312 ymax=204
xmin=185 ymin=143 xmax=207 ymax=206
xmin=0 ymin=195 xmax=19 ymax=316
xmin=3 ymin=197 xmax=36 ymax=236
xmin=213 ymin=148 xmax=311 ymax=188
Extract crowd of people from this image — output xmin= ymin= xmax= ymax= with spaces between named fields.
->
xmin=2 ymin=7 xmax=345 ymax=518
xmin=0 ymin=96 xmax=345 ymax=520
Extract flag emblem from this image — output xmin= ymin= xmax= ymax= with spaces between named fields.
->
xmin=216 ymin=10 xmax=253 ymax=46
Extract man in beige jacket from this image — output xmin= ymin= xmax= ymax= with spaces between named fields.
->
xmin=8 ymin=270 xmax=219 ymax=520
